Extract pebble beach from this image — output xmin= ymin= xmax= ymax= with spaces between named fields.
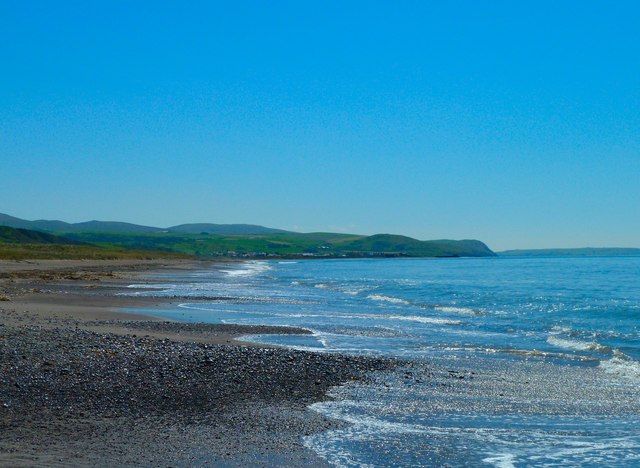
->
xmin=0 ymin=260 xmax=396 ymax=466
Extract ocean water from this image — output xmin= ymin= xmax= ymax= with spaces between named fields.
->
xmin=125 ymin=257 xmax=640 ymax=466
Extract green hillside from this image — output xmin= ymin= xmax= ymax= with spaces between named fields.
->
xmin=167 ymin=223 xmax=291 ymax=235
xmin=0 ymin=213 xmax=288 ymax=235
xmin=0 ymin=226 xmax=82 ymax=244
xmin=0 ymin=226 xmax=188 ymax=260
xmin=72 ymin=221 xmax=161 ymax=232
xmin=0 ymin=213 xmax=71 ymax=231
xmin=0 ymin=213 xmax=495 ymax=259
xmin=59 ymin=231 xmax=495 ymax=258
xmin=332 ymin=234 xmax=494 ymax=257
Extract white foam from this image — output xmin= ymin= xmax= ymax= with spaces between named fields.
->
xmin=303 ymin=433 xmax=374 ymax=468
xmin=343 ymin=289 xmax=361 ymax=295
xmin=327 ymin=284 xmax=374 ymax=296
xmin=319 ymin=311 xmax=461 ymax=326
xmin=367 ymin=294 xmax=409 ymax=305
xmin=599 ymin=352 xmax=640 ymax=381
xmin=178 ymin=303 xmax=324 ymax=318
xmin=387 ymin=315 xmax=462 ymax=325
xmin=339 ymin=285 xmax=373 ymax=296
xmin=435 ymin=306 xmax=480 ymax=315
xmin=309 ymin=402 xmax=428 ymax=434
xmin=547 ymin=336 xmax=610 ymax=353
xmin=126 ymin=284 xmax=160 ymax=289
xmin=483 ymin=453 xmax=517 ymax=468
xmin=176 ymin=303 xmax=461 ymax=327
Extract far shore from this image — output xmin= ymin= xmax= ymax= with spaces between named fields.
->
xmin=0 ymin=258 xmax=397 ymax=466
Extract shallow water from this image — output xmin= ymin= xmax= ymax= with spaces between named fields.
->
xmin=125 ymin=257 xmax=640 ymax=466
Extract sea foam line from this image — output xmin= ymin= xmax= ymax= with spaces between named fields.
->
xmin=482 ymin=453 xmax=517 ymax=468
xmin=435 ymin=305 xmax=481 ymax=315
xmin=367 ymin=294 xmax=410 ymax=305
xmin=547 ymin=336 xmax=611 ymax=353
xmin=599 ymin=351 xmax=640 ymax=381
xmin=387 ymin=315 xmax=462 ymax=325
xmin=178 ymin=303 xmax=462 ymax=326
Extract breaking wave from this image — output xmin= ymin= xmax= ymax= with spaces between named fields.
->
xmin=367 ymin=294 xmax=410 ymax=305
xmin=547 ymin=336 xmax=611 ymax=353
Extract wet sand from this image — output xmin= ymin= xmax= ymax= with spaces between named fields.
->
xmin=0 ymin=259 xmax=396 ymax=466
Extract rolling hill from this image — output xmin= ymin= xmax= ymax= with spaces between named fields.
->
xmin=0 ymin=213 xmax=161 ymax=233
xmin=0 ymin=213 xmax=289 ymax=235
xmin=59 ymin=231 xmax=495 ymax=258
xmin=0 ymin=213 xmax=495 ymax=258
xmin=0 ymin=226 xmax=84 ymax=245
xmin=167 ymin=223 xmax=291 ymax=235
xmin=332 ymin=234 xmax=494 ymax=257
xmin=0 ymin=226 xmax=189 ymax=260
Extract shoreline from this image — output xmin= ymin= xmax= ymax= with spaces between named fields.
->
xmin=0 ymin=259 xmax=397 ymax=466
xmin=0 ymin=258 xmax=309 ymax=345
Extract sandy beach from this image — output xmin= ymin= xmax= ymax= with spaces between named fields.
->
xmin=0 ymin=259 xmax=395 ymax=466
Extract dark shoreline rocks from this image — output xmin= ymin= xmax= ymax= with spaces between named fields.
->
xmin=0 ymin=321 xmax=398 ymax=466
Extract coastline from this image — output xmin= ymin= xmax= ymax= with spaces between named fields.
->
xmin=0 ymin=259 xmax=396 ymax=466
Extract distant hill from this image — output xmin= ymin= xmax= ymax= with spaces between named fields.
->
xmin=0 ymin=226 xmax=83 ymax=245
xmin=0 ymin=213 xmax=65 ymax=230
xmin=0 ymin=213 xmax=161 ymax=233
xmin=167 ymin=223 xmax=291 ymax=235
xmin=499 ymin=248 xmax=640 ymax=257
xmin=62 ymin=230 xmax=495 ymax=258
xmin=0 ymin=213 xmax=495 ymax=258
xmin=0 ymin=226 xmax=193 ymax=260
xmin=71 ymin=221 xmax=162 ymax=232
xmin=0 ymin=213 xmax=286 ymax=235
xmin=333 ymin=234 xmax=495 ymax=257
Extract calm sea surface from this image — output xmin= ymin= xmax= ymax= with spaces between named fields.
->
xmin=126 ymin=257 xmax=640 ymax=467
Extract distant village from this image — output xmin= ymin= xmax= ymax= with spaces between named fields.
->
xmin=214 ymin=251 xmax=410 ymax=259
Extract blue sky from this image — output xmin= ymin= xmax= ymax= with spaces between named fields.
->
xmin=1 ymin=1 xmax=638 ymax=250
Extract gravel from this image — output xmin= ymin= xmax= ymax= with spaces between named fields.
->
xmin=0 ymin=320 xmax=397 ymax=466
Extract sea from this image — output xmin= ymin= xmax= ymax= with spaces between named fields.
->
xmin=124 ymin=256 xmax=640 ymax=467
